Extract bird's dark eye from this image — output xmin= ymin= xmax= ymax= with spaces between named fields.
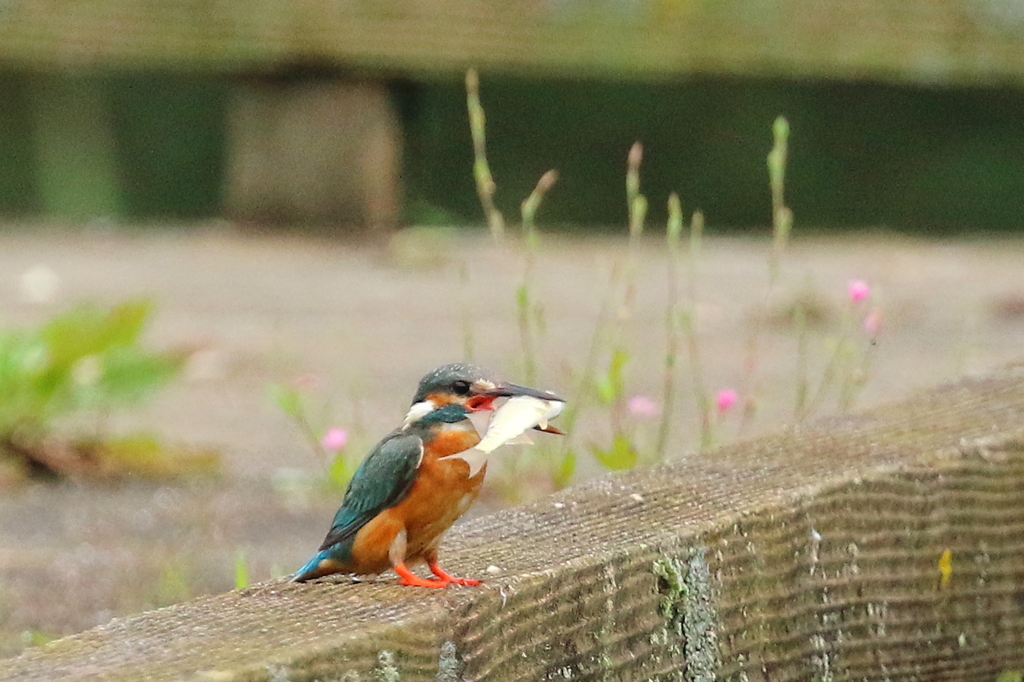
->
xmin=452 ymin=380 xmax=472 ymax=395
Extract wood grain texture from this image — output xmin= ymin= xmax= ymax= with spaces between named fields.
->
xmin=2 ymin=362 xmax=1024 ymax=680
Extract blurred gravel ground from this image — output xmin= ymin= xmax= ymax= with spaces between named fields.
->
xmin=1 ymin=226 xmax=1022 ymax=657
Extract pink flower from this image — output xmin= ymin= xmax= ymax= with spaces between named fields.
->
xmin=321 ymin=427 xmax=348 ymax=451
xmin=626 ymin=395 xmax=659 ymax=418
xmin=863 ymin=308 xmax=883 ymax=337
xmin=716 ymin=388 xmax=738 ymax=413
xmin=847 ymin=279 xmax=870 ymax=303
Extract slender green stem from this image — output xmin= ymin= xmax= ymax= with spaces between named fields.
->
xmin=682 ymin=210 xmax=713 ymax=450
xmin=465 ymin=69 xmax=505 ymax=239
xmin=543 ymin=262 xmax=619 ymax=491
xmin=626 ymin=142 xmax=644 ymax=238
xmin=282 ymin=394 xmax=330 ymax=469
xmin=515 ymin=282 xmax=536 ymax=386
xmin=554 ymin=157 xmax=646 ymax=477
xmin=793 ymin=294 xmax=810 ymax=420
xmin=556 ymin=264 xmax=622 ymax=440
xmin=607 ymin=142 xmax=646 ymax=458
xmin=521 ymin=170 xmax=558 ymax=239
xmin=655 ymin=193 xmax=684 ymax=460
xmin=840 ymin=320 xmax=877 ymax=411
xmin=517 ymin=170 xmax=558 ymax=386
xmin=767 ymin=116 xmax=792 ymax=284
xmin=738 ymin=116 xmax=792 ymax=435
xmin=801 ymin=336 xmax=848 ymax=417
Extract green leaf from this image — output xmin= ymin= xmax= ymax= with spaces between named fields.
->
xmin=0 ymin=301 xmax=182 ymax=443
xmin=41 ymin=300 xmax=151 ymax=368
xmin=327 ymin=453 xmax=351 ymax=489
xmin=589 ymin=435 xmax=639 ymax=471
xmin=267 ymin=383 xmax=304 ymax=420
xmin=0 ymin=333 xmax=49 ymax=434
xmin=96 ymin=348 xmax=182 ymax=407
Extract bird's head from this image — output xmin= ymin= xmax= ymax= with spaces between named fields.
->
xmin=403 ymin=363 xmax=562 ymax=426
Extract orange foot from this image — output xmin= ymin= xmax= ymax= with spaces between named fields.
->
xmin=428 ymin=559 xmax=481 ymax=586
xmin=393 ymin=562 xmax=449 ymax=588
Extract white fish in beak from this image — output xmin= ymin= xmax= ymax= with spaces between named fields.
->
xmin=476 ymin=395 xmax=564 ymax=454
xmin=441 ymin=395 xmax=565 ymax=476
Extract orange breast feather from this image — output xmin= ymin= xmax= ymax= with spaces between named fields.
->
xmin=350 ymin=425 xmax=485 ymax=573
xmin=399 ymin=426 xmax=485 ymax=559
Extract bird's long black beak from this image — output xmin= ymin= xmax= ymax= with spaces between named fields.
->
xmin=476 ymin=382 xmax=566 ymax=434
xmin=484 ymin=382 xmax=564 ymax=403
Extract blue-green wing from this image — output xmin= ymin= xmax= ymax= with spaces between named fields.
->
xmin=317 ymin=430 xmax=424 ymax=551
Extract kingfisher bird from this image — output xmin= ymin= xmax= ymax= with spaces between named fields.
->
xmin=291 ymin=363 xmax=564 ymax=587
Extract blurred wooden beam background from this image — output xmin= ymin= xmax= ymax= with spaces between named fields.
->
xmin=2 ymin=0 xmax=1024 ymax=84
xmin=2 ymin=0 xmax=1024 ymax=231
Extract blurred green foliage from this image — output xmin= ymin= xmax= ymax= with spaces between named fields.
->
xmin=0 ymin=71 xmax=225 ymax=222
xmin=403 ymin=76 xmax=1024 ymax=232
xmin=0 ymin=74 xmax=39 ymax=215
xmin=3 ymin=71 xmax=1020 ymax=231
xmin=0 ymin=301 xmax=187 ymax=477
xmin=105 ymin=72 xmax=227 ymax=218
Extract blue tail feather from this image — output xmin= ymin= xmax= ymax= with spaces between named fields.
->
xmin=291 ymin=549 xmax=332 ymax=583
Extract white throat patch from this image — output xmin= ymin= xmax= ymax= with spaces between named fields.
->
xmin=403 ymin=399 xmax=437 ymax=426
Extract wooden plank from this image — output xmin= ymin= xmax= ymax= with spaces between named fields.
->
xmin=2 ymin=1 xmax=1024 ymax=84
xmin=2 ymin=363 xmax=1024 ymax=680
